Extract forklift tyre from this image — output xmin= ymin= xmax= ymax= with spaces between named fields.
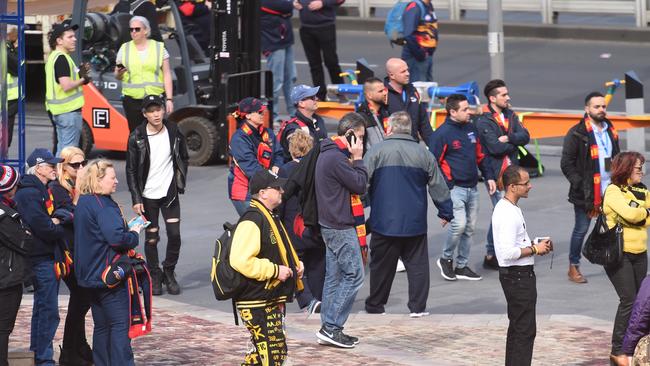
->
xmin=80 ymin=122 xmax=94 ymax=157
xmin=178 ymin=116 xmax=219 ymax=166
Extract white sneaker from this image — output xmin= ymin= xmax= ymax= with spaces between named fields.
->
xmin=396 ymin=259 xmax=406 ymax=272
xmin=409 ymin=312 xmax=430 ymax=318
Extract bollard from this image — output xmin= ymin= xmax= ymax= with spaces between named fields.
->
xmin=625 ymin=71 xmax=645 ymax=152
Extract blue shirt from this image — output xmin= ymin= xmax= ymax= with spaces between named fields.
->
xmin=591 ymin=121 xmax=613 ymax=192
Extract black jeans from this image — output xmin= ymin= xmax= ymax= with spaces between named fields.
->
xmin=299 ymin=24 xmax=343 ymax=100
xmin=122 ymin=96 xmax=145 ymax=133
xmin=365 ymin=233 xmax=429 ymax=314
xmin=6 ymin=99 xmax=17 ymax=147
xmin=605 ymin=252 xmax=648 ymax=355
xmin=0 ymin=285 xmax=22 ymax=366
xmin=499 ymin=266 xmax=537 ymax=366
xmin=295 ymin=245 xmax=326 ymax=308
xmin=142 ymin=197 xmax=182 ymax=271
xmin=62 ymin=272 xmax=92 ymax=354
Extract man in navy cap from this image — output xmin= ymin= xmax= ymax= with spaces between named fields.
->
xmin=229 ymin=97 xmax=284 ymax=216
xmin=277 ymin=84 xmax=328 ymax=163
xmin=15 ymin=148 xmax=66 ymax=366
xmin=126 ymin=95 xmax=189 ymax=296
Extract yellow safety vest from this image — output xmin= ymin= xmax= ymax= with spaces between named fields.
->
xmin=7 ymin=73 xmax=18 ymax=101
xmin=120 ymin=40 xmax=164 ymax=99
xmin=44 ymin=50 xmax=84 ymax=115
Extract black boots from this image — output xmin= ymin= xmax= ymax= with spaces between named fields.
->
xmin=59 ymin=344 xmax=93 ymax=366
xmin=163 ymin=267 xmax=181 ymax=295
xmin=151 ymin=267 xmax=163 ymax=296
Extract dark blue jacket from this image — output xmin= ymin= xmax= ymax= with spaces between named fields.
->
xmin=430 ymin=117 xmax=494 ymax=189
xmin=228 ymin=122 xmax=284 ymax=201
xmin=474 ymin=105 xmax=530 ymax=181
xmin=402 ymin=0 xmax=438 ymax=62
xmin=74 ymin=194 xmax=139 ymax=288
xmin=364 ymin=134 xmax=452 ymax=236
xmin=14 ymin=175 xmax=65 ymax=259
xmin=384 ymin=77 xmax=434 ymax=148
xmin=279 ymin=111 xmax=328 ymax=163
xmin=297 ymin=0 xmax=344 ymax=28
xmin=315 ymin=138 xmax=367 ymax=229
xmin=261 ymin=0 xmax=294 ymax=54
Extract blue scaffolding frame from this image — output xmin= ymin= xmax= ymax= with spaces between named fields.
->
xmin=1 ymin=0 xmax=26 ymax=174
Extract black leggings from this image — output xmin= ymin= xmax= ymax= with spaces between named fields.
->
xmin=0 ymin=285 xmax=22 ymax=366
xmin=142 ymin=197 xmax=182 ymax=271
xmin=122 ymin=96 xmax=145 ymax=133
xmin=606 ymin=252 xmax=648 ymax=355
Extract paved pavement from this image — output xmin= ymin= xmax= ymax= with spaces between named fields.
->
xmin=10 ymin=295 xmax=614 ymax=365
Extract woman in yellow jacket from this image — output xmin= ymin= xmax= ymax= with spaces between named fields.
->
xmin=115 ymin=16 xmax=173 ymax=132
xmin=603 ymin=151 xmax=650 ymax=365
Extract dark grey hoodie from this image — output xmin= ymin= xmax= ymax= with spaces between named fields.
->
xmin=297 ymin=0 xmax=345 ymax=28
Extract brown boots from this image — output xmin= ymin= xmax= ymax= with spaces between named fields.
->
xmin=568 ymin=264 xmax=588 ymax=284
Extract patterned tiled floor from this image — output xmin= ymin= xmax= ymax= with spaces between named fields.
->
xmin=9 ymin=296 xmax=614 ymax=365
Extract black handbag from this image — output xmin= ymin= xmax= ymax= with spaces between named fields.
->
xmin=582 ymin=210 xmax=624 ymax=267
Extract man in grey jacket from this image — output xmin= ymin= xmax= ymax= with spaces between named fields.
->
xmin=364 ymin=111 xmax=453 ymax=317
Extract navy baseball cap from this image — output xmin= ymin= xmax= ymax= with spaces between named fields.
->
xmin=27 ymin=148 xmax=63 ymax=167
xmin=49 ymin=22 xmax=78 ymax=45
xmin=141 ymin=94 xmax=165 ymax=109
xmin=237 ymin=97 xmax=266 ymax=116
xmin=249 ymin=170 xmax=287 ymax=194
xmin=290 ymin=85 xmax=320 ymax=105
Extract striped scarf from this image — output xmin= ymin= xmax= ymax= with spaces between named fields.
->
xmin=584 ymin=115 xmax=618 ymax=217
xmin=332 ymin=137 xmax=368 ymax=264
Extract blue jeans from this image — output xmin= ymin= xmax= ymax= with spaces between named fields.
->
xmin=320 ymin=226 xmax=364 ymax=331
xmin=485 ymin=188 xmax=504 ymax=256
xmin=266 ymin=46 xmax=297 ymax=119
xmin=231 ymin=199 xmax=250 ymax=217
xmin=52 ymin=111 xmax=82 ymax=157
xmin=30 ymin=259 xmax=60 ymax=366
xmin=404 ymin=54 xmax=433 ymax=82
xmin=569 ymin=205 xmax=592 ymax=265
xmin=90 ymin=285 xmax=134 ymax=366
xmin=443 ymin=186 xmax=479 ymax=268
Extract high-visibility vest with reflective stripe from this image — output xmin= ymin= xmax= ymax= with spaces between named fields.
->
xmin=44 ymin=50 xmax=84 ymax=115
xmin=120 ymin=40 xmax=164 ymax=99
xmin=7 ymin=73 xmax=18 ymax=101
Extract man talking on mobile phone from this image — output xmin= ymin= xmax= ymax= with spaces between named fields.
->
xmin=492 ymin=165 xmax=553 ymax=366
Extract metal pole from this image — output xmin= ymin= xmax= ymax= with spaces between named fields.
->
xmin=487 ymin=0 xmax=505 ymax=80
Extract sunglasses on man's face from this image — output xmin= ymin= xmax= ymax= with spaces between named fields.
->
xmin=130 ymin=27 xmax=142 ymax=33
xmin=68 ymin=160 xmax=88 ymax=169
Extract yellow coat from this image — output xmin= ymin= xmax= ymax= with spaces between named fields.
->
xmin=603 ymin=184 xmax=650 ymax=254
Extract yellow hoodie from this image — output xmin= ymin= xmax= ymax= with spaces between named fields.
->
xmin=603 ymin=184 xmax=650 ymax=254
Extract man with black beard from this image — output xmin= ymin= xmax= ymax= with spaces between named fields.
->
xmin=560 ymin=92 xmax=620 ymax=284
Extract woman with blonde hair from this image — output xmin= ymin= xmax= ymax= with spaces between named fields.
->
xmin=47 ymin=146 xmax=93 ymax=365
xmin=74 ymin=160 xmax=144 ymax=366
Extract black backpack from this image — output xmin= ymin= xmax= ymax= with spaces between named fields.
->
xmin=210 ymin=221 xmax=246 ymax=324
xmin=0 ymin=203 xmax=33 ymax=289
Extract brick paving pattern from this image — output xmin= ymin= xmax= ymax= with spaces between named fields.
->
xmin=9 ymin=296 xmax=614 ymax=365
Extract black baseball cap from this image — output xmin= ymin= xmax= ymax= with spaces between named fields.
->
xmin=141 ymin=95 xmax=165 ymax=109
xmin=249 ymin=170 xmax=287 ymax=194
xmin=49 ymin=22 xmax=78 ymax=44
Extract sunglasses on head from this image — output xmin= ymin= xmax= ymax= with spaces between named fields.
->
xmin=68 ymin=160 xmax=88 ymax=169
xmin=130 ymin=27 xmax=141 ymax=33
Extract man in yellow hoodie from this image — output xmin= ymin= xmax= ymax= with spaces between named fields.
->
xmin=230 ymin=170 xmax=304 ymax=366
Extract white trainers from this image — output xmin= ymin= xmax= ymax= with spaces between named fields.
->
xmin=409 ymin=312 xmax=430 ymax=318
xmin=396 ymin=259 xmax=406 ymax=272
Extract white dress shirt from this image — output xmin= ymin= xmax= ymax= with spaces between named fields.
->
xmin=492 ymin=198 xmax=534 ymax=267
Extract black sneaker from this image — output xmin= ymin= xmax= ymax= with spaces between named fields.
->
xmin=483 ymin=255 xmax=499 ymax=270
xmin=455 ymin=266 xmax=482 ymax=281
xmin=343 ymin=332 xmax=360 ymax=345
xmin=316 ymin=327 xmax=355 ymax=348
xmin=437 ymin=258 xmax=456 ymax=281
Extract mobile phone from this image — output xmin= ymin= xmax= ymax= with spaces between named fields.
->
xmin=129 ymin=215 xmax=151 ymax=229
xmin=533 ymin=236 xmax=550 ymax=245
xmin=345 ymin=130 xmax=357 ymax=146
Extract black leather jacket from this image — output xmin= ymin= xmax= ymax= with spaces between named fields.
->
xmin=126 ymin=120 xmax=189 ymax=206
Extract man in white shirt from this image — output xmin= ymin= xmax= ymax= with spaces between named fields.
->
xmin=126 ymin=95 xmax=189 ymax=296
xmin=492 ymin=165 xmax=552 ymax=366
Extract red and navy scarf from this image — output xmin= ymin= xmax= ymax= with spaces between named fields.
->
xmin=332 ymin=137 xmax=368 ymax=264
xmin=46 ymin=188 xmax=73 ymax=280
xmin=584 ymin=114 xmax=618 ymax=217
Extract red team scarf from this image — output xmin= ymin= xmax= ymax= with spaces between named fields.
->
xmin=584 ymin=115 xmax=618 ymax=217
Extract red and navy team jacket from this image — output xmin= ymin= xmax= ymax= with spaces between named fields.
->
xmin=429 ymin=117 xmax=495 ymax=189
xmin=228 ymin=122 xmax=284 ymax=201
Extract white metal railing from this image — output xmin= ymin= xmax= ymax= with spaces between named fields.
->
xmin=342 ymin=0 xmax=649 ymax=28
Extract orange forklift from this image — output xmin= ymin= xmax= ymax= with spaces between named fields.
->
xmin=71 ymin=0 xmax=271 ymax=165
